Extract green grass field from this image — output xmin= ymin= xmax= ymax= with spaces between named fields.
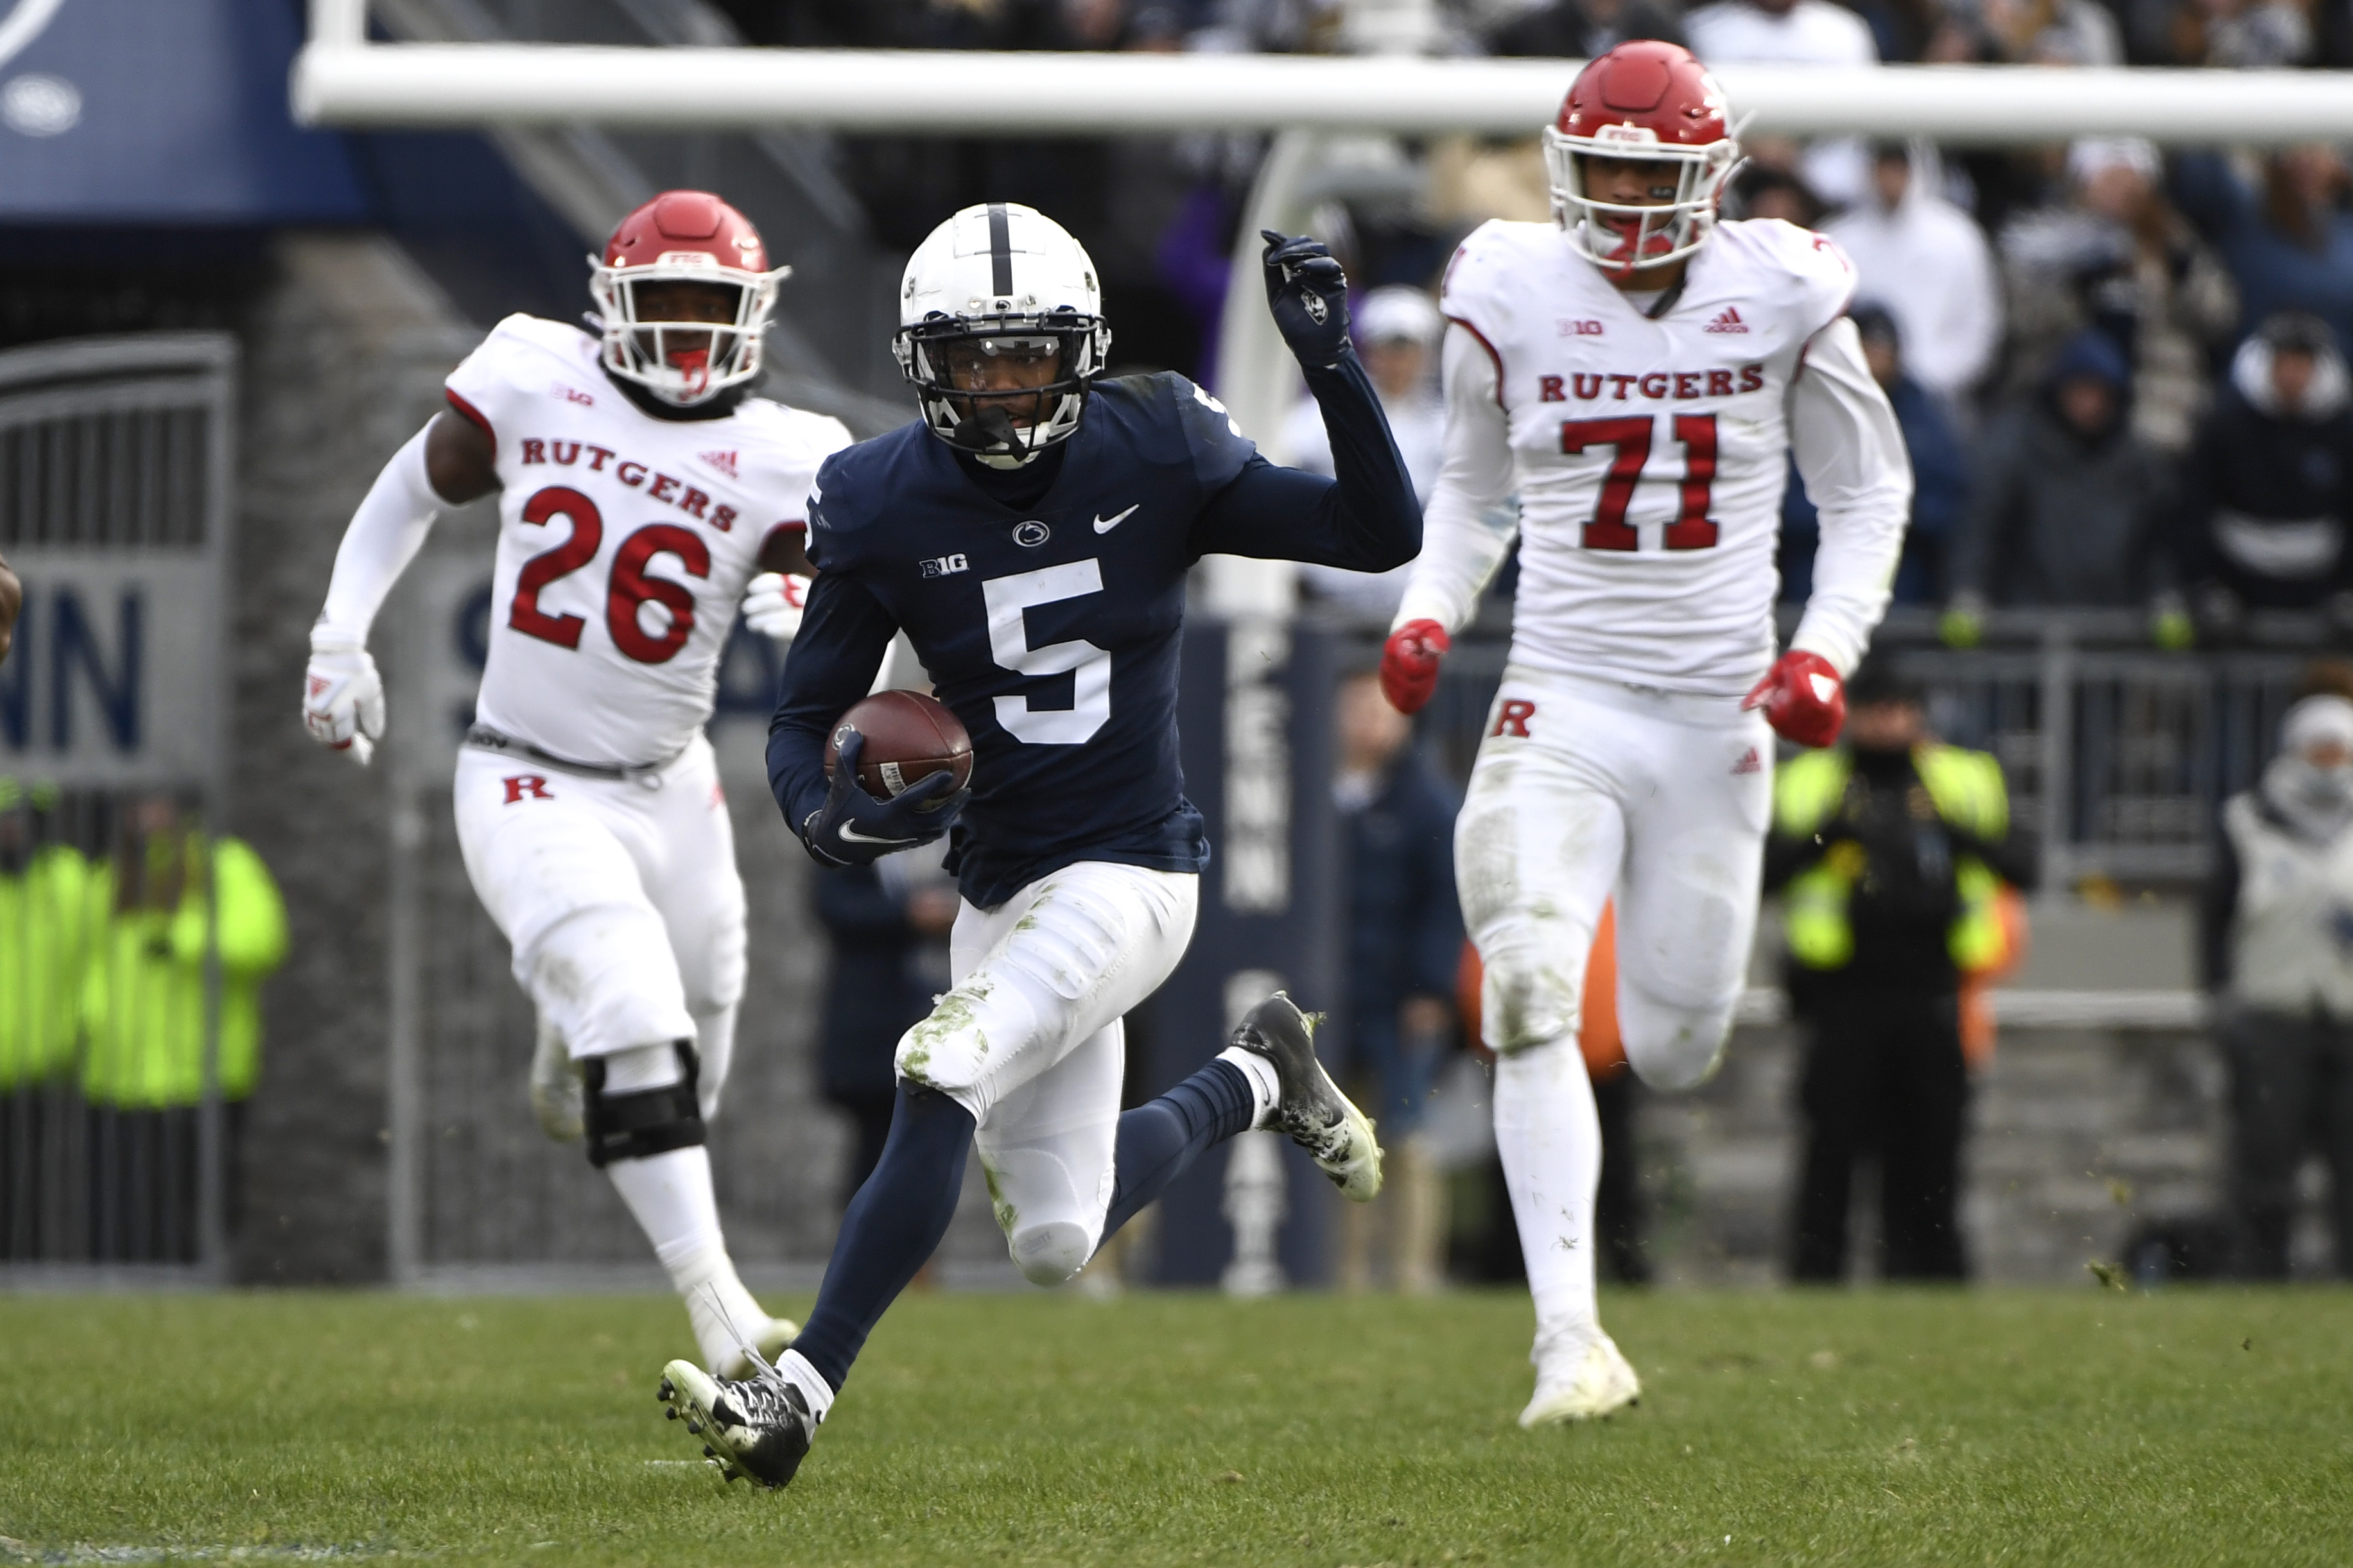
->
xmin=1 ymin=1288 xmax=2349 ymax=1566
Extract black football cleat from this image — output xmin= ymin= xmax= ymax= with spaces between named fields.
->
xmin=1229 ymin=992 xmax=1384 ymax=1201
xmin=657 ymin=1360 xmax=815 ymax=1491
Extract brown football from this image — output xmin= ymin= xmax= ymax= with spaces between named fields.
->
xmin=823 ymin=689 xmax=974 ymax=803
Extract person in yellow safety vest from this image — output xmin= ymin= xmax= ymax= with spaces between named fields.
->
xmin=1764 ymin=659 xmax=2035 ymax=1284
xmin=0 ymin=780 xmax=93 ymax=1259
xmin=78 ymin=796 xmax=285 ymax=1261
xmin=1 ymin=781 xmax=91 ymax=1092
xmin=80 ymin=796 xmax=287 ymax=1110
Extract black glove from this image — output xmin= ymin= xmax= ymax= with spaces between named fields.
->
xmin=801 ymin=730 xmax=968 ymax=867
xmin=1260 ymin=230 xmax=1352 ymax=370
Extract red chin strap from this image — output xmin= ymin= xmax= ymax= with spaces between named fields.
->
xmin=669 ymin=347 xmax=712 ymax=397
xmin=1599 ymin=214 xmax=1676 ymax=279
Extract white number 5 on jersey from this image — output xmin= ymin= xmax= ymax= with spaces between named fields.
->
xmin=982 ymin=560 xmax=1112 ymax=745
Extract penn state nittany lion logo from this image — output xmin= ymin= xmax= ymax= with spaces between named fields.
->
xmin=1012 ymin=520 xmax=1050 ymax=547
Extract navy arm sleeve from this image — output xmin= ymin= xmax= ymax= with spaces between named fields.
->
xmin=1188 ymin=356 xmax=1421 ymax=571
xmin=767 ymin=569 xmax=901 ymax=834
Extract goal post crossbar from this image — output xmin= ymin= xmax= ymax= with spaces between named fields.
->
xmin=292 ymin=42 xmax=2353 ymax=144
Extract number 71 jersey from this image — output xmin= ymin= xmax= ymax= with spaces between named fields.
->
xmin=1443 ymin=216 xmax=1858 ymax=694
xmin=444 ymin=314 xmax=851 ymax=767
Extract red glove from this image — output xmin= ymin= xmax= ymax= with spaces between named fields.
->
xmin=1743 ymin=650 xmax=1846 ymax=748
xmin=1380 ymin=619 xmax=1451 ymax=714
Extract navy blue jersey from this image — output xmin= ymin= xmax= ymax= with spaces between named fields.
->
xmin=770 ymin=364 xmax=1418 ymax=908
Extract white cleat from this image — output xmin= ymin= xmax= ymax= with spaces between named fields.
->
xmin=1519 ymin=1330 xmax=1641 ymax=1427
xmin=713 ymin=1313 xmax=801 ymax=1381
xmin=529 ymin=1013 xmax=584 ymax=1142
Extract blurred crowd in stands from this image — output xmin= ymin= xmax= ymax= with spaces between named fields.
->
xmin=718 ymin=0 xmax=2353 ymax=645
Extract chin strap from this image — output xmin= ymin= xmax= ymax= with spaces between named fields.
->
xmin=950 ymin=404 xmax=1030 ymax=461
xmin=606 ymin=369 xmax=747 ymax=424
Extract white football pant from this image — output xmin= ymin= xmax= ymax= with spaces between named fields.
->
xmin=896 ymin=861 xmax=1199 ymax=1288
xmin=453 ymin=732 xmax=747 ymax=1108
xmin=1457 ymin=665 xmax=1771 ymax=1347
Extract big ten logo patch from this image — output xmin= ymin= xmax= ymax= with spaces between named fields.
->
xmin=1491 ymin=699 xmax=1536 ymax=738
xmin=503 ymin=774 xmax=553 ymax=804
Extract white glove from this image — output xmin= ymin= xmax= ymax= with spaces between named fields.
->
xmin=302 ymin=635 xmax=385 ymax=766
xmin=742 ymin=571 xmax=811 ymax=643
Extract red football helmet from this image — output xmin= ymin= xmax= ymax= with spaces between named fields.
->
xmin=1543 ymin=42 xmax=1741 ymax=277
xmin=589 ymin=190 xmax=790 ymax=407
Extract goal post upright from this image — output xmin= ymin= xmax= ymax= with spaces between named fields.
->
xmin=308 ymin=0 xmax=366 ymax=51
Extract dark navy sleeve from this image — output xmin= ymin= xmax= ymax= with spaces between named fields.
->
xmin=1186 ymin=356 xmax=1421 ymax=571
xmin=767 ymin=569 xmax=900 ymax=836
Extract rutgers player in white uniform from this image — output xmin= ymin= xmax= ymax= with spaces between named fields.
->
xmin=1382 ymin=44 xmax=1909 ymax=1424
xmin=299 ymin=191 xmax=849 ymax=1377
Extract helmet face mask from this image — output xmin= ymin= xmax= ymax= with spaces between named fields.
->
xmin=591 ymin=192 xmax=789 ymax=409
xmin=1544 ymin=44 xmax=1741 ymax=279
xmin=894 ymin=204 xmax=1110 ymax=467
xmin=896 ymin=313 xmax=1106 ymax=463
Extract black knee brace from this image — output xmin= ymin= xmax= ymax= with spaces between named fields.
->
xmin=582 ymin=1042 xmax=704 ymax=1169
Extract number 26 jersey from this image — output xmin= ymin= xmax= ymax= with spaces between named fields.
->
xmin=444 ymin=314 xmax=851 ymax=768
xmin=1435 ymin=216 xmax=1893 ymax=695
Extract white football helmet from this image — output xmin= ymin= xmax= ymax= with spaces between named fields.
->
xmin=893 ymin=203 xmax=1111 ymax=467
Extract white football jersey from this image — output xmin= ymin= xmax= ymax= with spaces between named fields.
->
xmin=444 ymin=315 xmax=852 ymax=766
xmin=1406 ymin=217 xmax=1907 ymax=696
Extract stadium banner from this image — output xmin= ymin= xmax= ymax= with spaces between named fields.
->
xmin=0 ymin=547 xmax=223 ymax=787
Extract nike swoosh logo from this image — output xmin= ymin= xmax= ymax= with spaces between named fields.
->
xmin=836 ymin=823 xmax=920 ymax=846
xmin=1093 ymin=504 xmax=1140 ymax=534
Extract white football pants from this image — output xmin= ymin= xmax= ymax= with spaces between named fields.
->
xmin=1457 ymin=665 xmax=1771 ymax=1346
xmin=896 ymin=861 xmax=1199 ymax=1288
xmin=453 ymin=732 xmax=747 ymax=1110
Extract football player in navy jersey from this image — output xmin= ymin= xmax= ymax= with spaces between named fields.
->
xmin=654 ymin=203 xmax=1421 ymax=1488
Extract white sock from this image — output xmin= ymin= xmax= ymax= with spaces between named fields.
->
xmin=671 ymin=1241 xmax=776 ymax=1374
xmin=778 ymin=1349 xmax=836 ymax=1421
xmin=1217 ymin=1045 xmax=1283 ymax=1129
xmin=1493 ymin=1039 xmax=1602 ymax=1357
xmin=606 ymin=1145 xmax=756 ymax=1370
